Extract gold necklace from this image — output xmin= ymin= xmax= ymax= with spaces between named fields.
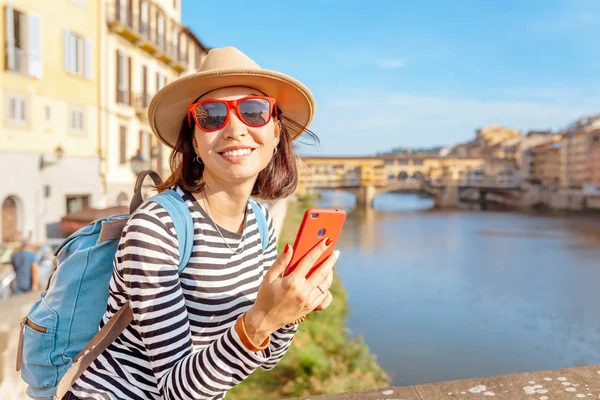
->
xmin=201 ymin=188 xmax=246 ymax=255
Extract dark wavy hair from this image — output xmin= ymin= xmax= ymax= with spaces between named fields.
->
xmin=156 ymin=108 xmax=318 ymax=200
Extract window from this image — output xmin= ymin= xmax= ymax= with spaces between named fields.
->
xmin=116 ymin=0 xmax=133 ymax=27
xmin=119 ymin=125 xmax=127 ymax=164
xmin=7 ymin=95 xmax=27 ymax=124
xmin=4 ymin=6 xmax=42 ymax=77
xmin=45 ymin=105 xmax=51 ymax=121
xmin=156 ymin=71 xmax=166 ymax=91
xmin=64 ymin=30 xmax=92 ymax=78
xmin=180 ymin=35 xmax=188 ymax=62
xmin=141 ymin=65 xmax=148 ymax=107
xmin=66 ymin=195 xmax=89 ymax=214
xmin=171 ymin=27 xmax=179 ymax=58
xmin=69 ymin=107 xmax=85 ymax=133
xmin=116 ymin=50 xmax=131 ymax=105
xmin=139 ymin=0 xmax=149 ymax=39
xmin=156 ymin=12 xmax=166 ymax=51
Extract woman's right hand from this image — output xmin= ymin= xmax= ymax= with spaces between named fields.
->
xmin=243 ymin=238 xmax=340 ymax=343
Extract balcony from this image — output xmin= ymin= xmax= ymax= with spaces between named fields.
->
xmin=106 ymin=1 xmax=184 ymax=72
xmin=106 ymin=4 xmax=140 ymax=43
xmin=134 ymin=92 xmax=151 ymax=120
xmin=170 ymin=51 xmax=188 ymax=72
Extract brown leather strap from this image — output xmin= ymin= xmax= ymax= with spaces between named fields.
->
xmin=98 ymin=219 xmax=128 ymax=244
xmin=130 ymin=170 xmax=163 ymax=214
xmin=54 ymin=303 xmax=134 ymax=400
xmin=16 ymin=318 xmax=25 ymax=371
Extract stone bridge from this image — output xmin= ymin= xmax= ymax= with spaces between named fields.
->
xmin=298 ymin=156 xmax=491 ymax=207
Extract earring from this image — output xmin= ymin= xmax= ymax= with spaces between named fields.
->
xmin=273 ymin=148 xmax=278 ymax=155
xmin=194 ymin=155 xmax=203 ymax=164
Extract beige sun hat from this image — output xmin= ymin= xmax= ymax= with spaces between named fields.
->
xmin=148 ymin=46 xmax=316 ymax=148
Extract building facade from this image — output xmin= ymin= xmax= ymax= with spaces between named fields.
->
xmin=518 ymin=131 xmax=552 ymax=181
xmin=0 ymin=0 xmax=207 ymax=242
xmin=529 ymin=135 xmax=563 ymax=189
xmin=589 ymin=131 xmax=600 ymax=193
xmin=0 ymin=0 xmax=101 ymax=242
xmin=99 ymin=0 xmax=207 ymax=207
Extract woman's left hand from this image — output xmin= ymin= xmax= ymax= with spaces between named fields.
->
xmin=313 ymin=262 xmax=335 ymax=311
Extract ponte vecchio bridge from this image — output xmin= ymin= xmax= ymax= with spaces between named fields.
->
xmin=297 ymin=155 xmax=521 ymax=208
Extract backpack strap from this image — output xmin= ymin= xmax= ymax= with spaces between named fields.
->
xmin=248 ymin=199 xmax=269 ymax=252
xmin=152 ymin=189 xmax=194 ymax=273
xmin=54 ymin=189 xmax=194 ymax=400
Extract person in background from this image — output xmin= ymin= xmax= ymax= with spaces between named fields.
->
xmin=11 ymin=238 xmax=39 ymax=294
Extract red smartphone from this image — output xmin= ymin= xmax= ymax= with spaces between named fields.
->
xmin=283 ymin=208 xmax=347 ymax=278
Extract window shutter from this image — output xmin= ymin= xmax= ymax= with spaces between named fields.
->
xmin=5 ymin=5 xmax=15 ymax=70
xmin=84 ymin=37 xmax=92 ymax=79
xmin=120 ymin=126 xmax=128 ymax=164
xmin=128 ymin=55 xmax=132 ymax=105
xmin=70 ymin=108 xmax=75 ymax=131
xmin=116 ymin=50 xmax=121 ymax=103
xmin=27 ymin=13 xmax=42 ymax=78
xmin=20 ymin=98 xmax=26 ymax=121
xmin=142 ymin=65 xmax=148 ymax=106
xmin=64 ymin=29 xmax=72 ymax=73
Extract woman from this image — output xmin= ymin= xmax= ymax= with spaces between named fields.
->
xmin=66 ymin=47 xmax=339 ymax=400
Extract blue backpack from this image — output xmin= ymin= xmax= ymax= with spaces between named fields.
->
xmin=16 ymin=171 xmax=269 ymax=400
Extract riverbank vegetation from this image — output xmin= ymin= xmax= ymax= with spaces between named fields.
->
xmin=227 ymin=195 xmax=390 ymax=399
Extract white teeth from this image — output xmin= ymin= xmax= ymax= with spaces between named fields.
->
xmin=222 ymin=148 xmax=252 ymax=157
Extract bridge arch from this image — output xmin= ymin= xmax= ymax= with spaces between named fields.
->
xmin=413 ymin=171 xmax=424 ymax=181
xmin=398 ymin=171 xmax=408 ymax=180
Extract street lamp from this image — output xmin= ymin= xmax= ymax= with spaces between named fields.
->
xmin=129 ymin=154 xmax=149 ymax=175
xmin=39 ymin=145 xmax=65 ymax=170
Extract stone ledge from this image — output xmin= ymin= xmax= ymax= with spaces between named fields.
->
xmin=291 ymin=364 xmax=600 ymax=400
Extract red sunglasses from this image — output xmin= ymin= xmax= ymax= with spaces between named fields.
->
xmin=187 ymin=96 xmax=278 ymax=132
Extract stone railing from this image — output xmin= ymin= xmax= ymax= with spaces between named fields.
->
xmin=291 ymin=364 xmax=600 ymax=400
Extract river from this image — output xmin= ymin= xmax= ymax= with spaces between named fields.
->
xmin=315 ymin=190 xmax=600 ymax=387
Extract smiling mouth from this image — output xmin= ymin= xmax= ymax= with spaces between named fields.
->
xmin=219 ymin=148 xmax=254 ymax=157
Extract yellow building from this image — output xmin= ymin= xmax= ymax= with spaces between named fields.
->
xmin=1 ymin=0 xmax=100 ymax=242
xmin=562 ymin=129 xmax=599 ymax=190
xmin=99 ymin=0 xmax=207 ymax=207
xmin=529 ymin=135 xmax=563 ymax=189
xmin=476 ymin=125 xmax=522 ymax=147
xmin=590 ymin=131 xmax=600 ymax=191
xmin=0 ymin=0 xmax=208 ymax=242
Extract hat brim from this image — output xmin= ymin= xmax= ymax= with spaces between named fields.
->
xmin=148 ymin=69 xmax=315 ymax=148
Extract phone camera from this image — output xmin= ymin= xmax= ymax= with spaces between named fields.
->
xmin=317 ymin=228 xmax=326 ymax=237
xmin=310 ymin=213 xmax=319 ymax=219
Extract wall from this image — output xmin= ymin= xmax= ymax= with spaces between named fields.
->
xmin=0 ymin=152 xmax=100 ymax=242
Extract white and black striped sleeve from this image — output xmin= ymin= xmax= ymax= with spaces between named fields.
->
xmin=258 ymin=205 xmax=298 ymax=371
xmin=119 ymin=202 xmax=272 ymax=400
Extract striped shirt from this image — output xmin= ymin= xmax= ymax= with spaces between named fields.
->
xmin=69 ymin=187 xmax=297 ymax=400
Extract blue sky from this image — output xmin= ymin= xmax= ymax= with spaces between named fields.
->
xmin=182 ymin=0 xmax=600 ymax=156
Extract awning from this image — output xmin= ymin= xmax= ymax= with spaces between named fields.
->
xmin=59 ymin=206 xmax=129 ymax=234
